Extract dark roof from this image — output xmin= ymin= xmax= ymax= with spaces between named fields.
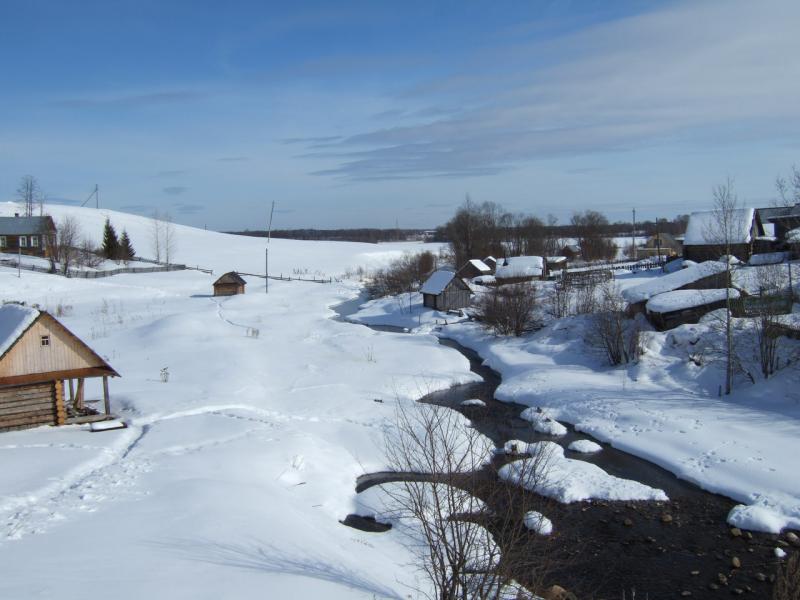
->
xmin=214 ymin=271 xmax=247 ymax=285
xmin=757 ymin=205 xmax=800 ymax=222
xmin=0 ymin=216 xmax=55 ymax=236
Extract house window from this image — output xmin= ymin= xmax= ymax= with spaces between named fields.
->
xmin=19 ymin=236 xmax=27 ymax=248
xmin=31 ymin=236 xmax=39 ymax=247
xmin=40 ymin=335 xmax=50 ymax=347
xmin=0 ymin=236 xmax=5 ymax=248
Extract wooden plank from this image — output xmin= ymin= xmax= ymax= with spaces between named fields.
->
xmin=0 ymin=405 xmax=55 ymax=418
xmin=0 ymin=400 xmax=54 ymax=415
xmin=0 ymin=383 xmax=54 ymax=397
xmin=0 ymin=393 xmax=53 ymax=407
xmin=102 ymin=376 xmax=110 ymax=415
xmin=0 ymin=412 xmax=56 ymax=429
xmin=0 ymin=367 xmax=115 ymax=387
xmin=0 ymin=387 xmax=53 ymax=401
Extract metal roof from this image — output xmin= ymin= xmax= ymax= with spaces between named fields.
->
xmin=0 ymin=216 xmax=55 ymax=236
xmin=214 ymin=271 xmax=247 ymax=285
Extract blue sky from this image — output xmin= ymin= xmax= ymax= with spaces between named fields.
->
xmin=1 ymin=0 xmax=799 ymax=230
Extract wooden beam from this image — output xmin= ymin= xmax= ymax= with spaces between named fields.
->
xmin=68 ymin=378 xmax=75 ymax=402
xmin=55 ymin=380 xmax=65 ymax=426
xmin=102 ymin=376 xmax=110 ymax=415
xmin=75 ymin=378 xmax=84 ymax=411
xmin=0 ymin=367 xmax=117 ymax=387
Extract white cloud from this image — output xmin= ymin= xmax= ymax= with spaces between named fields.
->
xmin=303 ymin=0 xmax=800 ymax=180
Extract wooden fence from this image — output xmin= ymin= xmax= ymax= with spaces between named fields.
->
xmin=0 ymin=258 xmax=198 ymax=279
xmin=238 ymin=272 xmax=335 ymax=284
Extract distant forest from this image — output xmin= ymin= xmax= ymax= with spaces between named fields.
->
xmin=228 ymin=215 xmax=687 ymax=245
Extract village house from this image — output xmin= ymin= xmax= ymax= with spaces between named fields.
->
xmin=0 ymin=215 xmax=56 ymax=258
xmin=0 ymin=304 xmax=119 ymax=432
xmin=645 ymin=288 xmax=741 ymax=330
xmin=682 ymin=208 xmax=769 ymax=262
xmin=483 ymin=256 xmax=497 ymax=272
xmin=494 ymin=256 xmax=547 ymax=284
xmin=213 ymin=272 xmax=247 ymax=296
xmin=638 ymin=232 xmax=682 ymax=258
xmin=622 ymin=260 xmax=730 ymax=316
xmin=421 ymin=269 xmax=471 ymax=311
xmin=457 ymin=258 xmax=492 ymax=280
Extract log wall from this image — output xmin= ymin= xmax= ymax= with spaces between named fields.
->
xmin=0 ymin=382 xmax=58 ymax=431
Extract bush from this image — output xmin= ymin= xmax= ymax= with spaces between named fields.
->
xmin=368 ymin=251 xmax=436 ymax=297
xmin=588 ymin=282 xmax=641 ymax=366
xmin=475 ymin=283 xmax=539 ymax=336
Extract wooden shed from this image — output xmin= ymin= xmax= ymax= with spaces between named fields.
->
xmin=213 ymin=272 xmax=246 ymax=296
xmin=0 ymin=304 xmax=119 ymax=432
xmin=458 ymin=259 xmax=492 ymax=280
xmin=421 ymin=270 xmax=471 ymax=311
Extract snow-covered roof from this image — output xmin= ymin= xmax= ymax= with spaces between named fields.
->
xmin=622 ymin=260 xmax=727 ymax=303
xmin=646 ymin=289 xmax=740 ymax=314
xmin=467 ymin=259 xmax=491 ymax=273
xmin=0 ymin=304 xmax=40 ymax=358
xmin=683 ymin=208 xmax=756 ymax=246
xmin=421 ymin=269 xmax=457 ymax=295
xmin=472 ymin=275 xmax=496 ymax=285
xmin=788 ymin=228 xmax=800 ymax=243
xmin=495 ymin=256 xmax=544 ymax=279
xmin=748 ymin=252 xmax=787 ymax=266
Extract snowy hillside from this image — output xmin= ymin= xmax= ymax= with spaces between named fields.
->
xmin=0 ymin=201 xmax=437 ymax=277
xmin=0 ymin=203 xmax=462 ymax=599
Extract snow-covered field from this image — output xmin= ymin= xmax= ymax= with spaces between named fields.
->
xmin=0 ymin=203 xmax=470 ymax=599
xmin=351 ymin=270 xmax=800 ymax=534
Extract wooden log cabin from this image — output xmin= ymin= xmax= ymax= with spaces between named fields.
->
xmin=213 ymin=271 xmax=247 ymax=296
xmin=0 ymin=304 xmax=119 ymax=432
xmin=0 ymin=215 xmax=57 ymax=258
xmin=421 ymin=270 xmax=471 ymax=311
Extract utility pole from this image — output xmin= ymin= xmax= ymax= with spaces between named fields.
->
xmin=81 ymin=184 xmax=99 ymax=208
xmin=265 ymin=201 xmax=275 ymax=294
xmin=656 ymin=217 xmax=662 ymax=266
xmin=632 ymin=208 xmax=637 ymax=261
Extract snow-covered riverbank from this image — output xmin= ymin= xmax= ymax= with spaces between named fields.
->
xmin=349 ymin=288 xmax=800 ymax=534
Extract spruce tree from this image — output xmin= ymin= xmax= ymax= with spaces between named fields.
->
xmin=119 ymin=230 xmax=135 ymax=262
xmin=101 ymin=218 xmax=119 ymax=259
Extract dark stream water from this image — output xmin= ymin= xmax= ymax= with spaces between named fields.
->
xmin=332 ymin=294 xmax=786 ymax=598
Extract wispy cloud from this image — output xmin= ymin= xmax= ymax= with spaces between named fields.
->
xmin=172 ymin=202 xmax=204 ymax=215
xmin=163 ymin=186 xmax=188 ymax=195
xmin=297 ymin=0 xmax=800 ymax=181
xmin=51 ymin=90 xmax=205 ymax=109
xmin=155 ymin=169 xmax=189 ymax=178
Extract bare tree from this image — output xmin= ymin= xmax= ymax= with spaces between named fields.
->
xmin=17 ymin=175 xmax=42 ymax=218
xmin=49 ymin=216 xmax=82 ymax=275
xmin=744 ymin=264 xmax=794 ymax=380
xmin=588 ymin=282 xmax=641 ymax=366
xmin=150 ymin=211 xmax=163 ymax=262
xmin=474 ymin=283 xmax=539 ymax=337
xmin=704 ymin=178 xmax=741 ymax=394
xmin=163 ymin=212 xmax=176 ymax=264
xmin=382 ymin=401 xmax=553 ymax=599
xmin=776 ymin=165 xmax=800 ymax=207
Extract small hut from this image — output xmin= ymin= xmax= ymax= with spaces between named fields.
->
xmin=213 ymin=272 xmax=246 ymax=296
xmin=0 ymin=304 xmax=119 ymax=432
xmin=421 ymin=270 xmax=471 ymax=311
xmin=483 ymin=256 xmax=498 ymax=273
